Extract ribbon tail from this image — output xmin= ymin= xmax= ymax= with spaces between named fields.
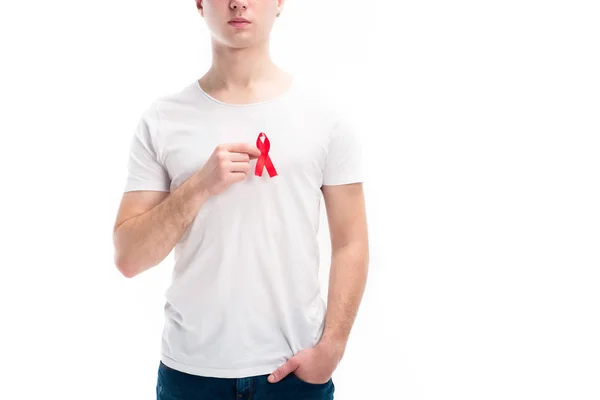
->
xmin=265 ymin=155 xmax=278 ymax=177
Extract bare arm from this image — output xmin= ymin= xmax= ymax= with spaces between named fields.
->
xmin=113 ymin=172 xmax=209 ymax=278
xmin=113 ymin=142 xmax=261 ymax=278
xmin=318 ymin=182 xmax=370 ymax=354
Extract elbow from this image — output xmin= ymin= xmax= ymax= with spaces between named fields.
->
xmin=119 ymin=265 xmax=138 ymax=279
xmin=113 ymin=229 xmax=162 ymax=278
xmin=114 ymin=250 xmax=139 ymax=279
xmin=113 ymin=228 xmax=140 ymax=278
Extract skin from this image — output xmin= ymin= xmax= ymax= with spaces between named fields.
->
xmin=196 ymin=0 xmax=292 ymax=103
xmin=113 ymin=0 xmax=369 ymax=386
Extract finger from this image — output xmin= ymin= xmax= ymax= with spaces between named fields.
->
xmin=231 ymin=171 xmax=248 ymax=182
xmin=225 ymin=142 xmax=261 ymax=159
xmin=229 ymin=152 xmax=250 ymax=162
xmin=230 ymin=161 xmax=250 ymax=173
xmin=268 ymin=358 xmax=299 ymax=383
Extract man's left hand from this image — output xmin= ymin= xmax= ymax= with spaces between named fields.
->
xmin=267 ymin=339 xmax=346 ymax=384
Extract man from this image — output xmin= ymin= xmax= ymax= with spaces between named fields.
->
xmin=112 ymin=0 xmax=369 ymax=399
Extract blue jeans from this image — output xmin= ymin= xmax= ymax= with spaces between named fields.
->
xmin=156 ymin=361 xmax=335 ymax=400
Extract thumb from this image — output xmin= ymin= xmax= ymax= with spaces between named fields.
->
xmin=268 ymin=357 xmax=299 ymax=383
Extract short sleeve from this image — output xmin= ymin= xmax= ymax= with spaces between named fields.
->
xmin=123 ymin=106 xmax=171 ymax=193
xmin=322 ymin=114 xmax=364 ymax=186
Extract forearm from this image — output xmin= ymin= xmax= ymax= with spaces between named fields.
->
xmin=114 ymin=173 xmax=209 ymax=277
xmin=319 ymin=240 xmax=369 ymax=353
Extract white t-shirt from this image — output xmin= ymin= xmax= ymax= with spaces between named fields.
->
xmin=123 ymin=75 xmax=364 ymax=378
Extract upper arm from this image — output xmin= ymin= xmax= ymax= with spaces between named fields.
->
xmin=115 ymin=103 xmax=172 ymax=231
xmin=321 ymin=109 xmax=364 ymax=186
xmin=320 ymin=107 xmax=367 ymax=248
xmin=321 ymin=183 xmax=368 ymax=249
xmin=122 ymin=104 xmax=171 ymax=193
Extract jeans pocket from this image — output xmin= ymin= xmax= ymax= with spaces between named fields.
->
xmin=291 ymin=371 xmax=332 ymax=386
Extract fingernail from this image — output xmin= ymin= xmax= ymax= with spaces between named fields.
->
xmin=268 ymin=375 xmax=275 ymax=382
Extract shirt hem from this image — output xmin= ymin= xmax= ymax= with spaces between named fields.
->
xmin=123 ymin=184 xmax=170 ymax=193
xmin=322 ymin=176 xmax=364 ymax=186
xmin=160 ymin=353 xmax=282 ymax=378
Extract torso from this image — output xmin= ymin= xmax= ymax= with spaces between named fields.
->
xmin=153 ymin=75 xmax=339 ymax=378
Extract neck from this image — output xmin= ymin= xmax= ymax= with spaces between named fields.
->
xmin=206 ymin=39 xmax=280 ymax=90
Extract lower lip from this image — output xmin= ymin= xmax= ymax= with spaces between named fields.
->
xmin=229 ymin=21 xmax=250 ymax=28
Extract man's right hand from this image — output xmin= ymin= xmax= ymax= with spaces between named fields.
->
xmin=194 ymin=142 xmax=262 ymax=197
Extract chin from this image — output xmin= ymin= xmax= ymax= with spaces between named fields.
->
xmin=217 ymin=34 xmax=262 ymax=49
xmin=220 ymin=38 xmax=253 ymax=49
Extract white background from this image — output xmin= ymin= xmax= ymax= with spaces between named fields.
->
xmin=1 ymin=0 xmax=599 ymax=399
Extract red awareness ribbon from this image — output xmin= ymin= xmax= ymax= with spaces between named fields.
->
xmin=254 ymin=132 xmax=278 ymax=177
